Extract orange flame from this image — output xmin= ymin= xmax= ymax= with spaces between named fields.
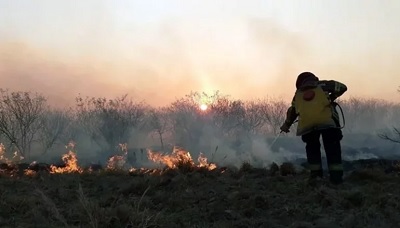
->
xmin=49 ymin=141 xmax=83 ymax=174
xmin=24 ymin=169 xmax=36 ymax=176
xmin=50 ymin=151 xmax=83 ymax=174
xmin=147 ymin=146 xmax=217 ymax=170
xmin=0 ymin=143 xmax=24 ymax=165
xmin=106 ymin=143 xmax=128 ymax=170
xmin=0 ymin=143 xmax=8 ymax=163
xmin=0 ymin=141 xmax=219 ymax=176
xmin=198 ymin=152 xmax=217 ymax=170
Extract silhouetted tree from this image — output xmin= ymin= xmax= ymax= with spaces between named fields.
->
xmin=147 ymin=107 xmax=171 ymax=151
xmin=75 ymin=94 xmax=148 ymax=155
xmin=210 ymin=96 xmax=235 ymax=136
xmin=379 ymin=128 xmax=400 ymax=143
xmin=0 ymin=90 xmax=47 ymax=158
xmin=379 ymin=87 xmax=400 ymax=143
xmin=38 ymin=108 xmax=72 ymax=154
xmin=238 ymin=100 xmax=269 ymax=136
xmin=167 ymin=93 xmax=202 ymax=149
xmin=262 ymin=98 xmax=288 ymax=135
xmin=2 ymin=87 xmax=398 ymax=162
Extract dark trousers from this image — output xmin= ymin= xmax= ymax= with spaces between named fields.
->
xmin=301 ymin=128 xmax=343 ymax=183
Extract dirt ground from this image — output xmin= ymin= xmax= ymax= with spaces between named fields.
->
xmin=0 ymin=161 xmax=400 ymax=228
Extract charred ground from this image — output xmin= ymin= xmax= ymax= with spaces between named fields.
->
xmin=1 ymin=158 xmax=400 ymax=228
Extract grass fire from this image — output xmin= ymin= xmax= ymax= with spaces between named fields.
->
xmin=0 ymin=142 xmax=219 ymax=178
xmin=3 ymin=1 xmax=400 ymax=226
xmin=0 ymin=90 xmax=399 ymax=227
xmin=1 ymin=141 xmax=400 ymax=227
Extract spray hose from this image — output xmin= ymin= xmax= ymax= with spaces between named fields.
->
xmin=333 ymin=101 xmax=346 ymax=129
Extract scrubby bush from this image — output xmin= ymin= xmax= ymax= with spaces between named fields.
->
xmin=0 ymin=87 xmax=399 ymax=162
xmin=378 ymin=87 xmax=400 ymax=143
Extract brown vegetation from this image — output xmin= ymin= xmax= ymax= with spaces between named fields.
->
xmin=0 ymin=160 xmax=400 ymax=227
xmin=0 ymin=89 xmax=397 ymax=162
xmin=0 ymin=88 xmax=398 ymax=227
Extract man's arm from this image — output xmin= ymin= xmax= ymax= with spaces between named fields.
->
xmin=280 ymin=96 xmax=298 ymax=133
xmin=319 ymin=80 xmax=348 ymax=101
xmin=284 ymin=96 xmax=298 ymax=125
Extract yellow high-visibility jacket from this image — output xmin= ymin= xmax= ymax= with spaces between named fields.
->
xmin=283 ymin=80 xmax=347 ymax=136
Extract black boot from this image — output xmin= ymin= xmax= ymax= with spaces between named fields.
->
xmin=329 ymin=170 xmax=343 ymax=185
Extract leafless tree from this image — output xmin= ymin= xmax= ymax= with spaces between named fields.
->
xmin=147 ymin=107 xmax=171 ymax=151
xmin=75 ymin=94 xmax=148 ymax=154
xmin=378 ymin=87 xmax=400 ymax=143
xmin=336 ymin=97 xmax=360 ymax=133
xmin=166 ymin=91 xmax=226 ymax=151
xmin=339 ymin=97 xmax=372 ymax=133
xmin=379 ymin=127 xmax=400 ymax=143
xmin=0 ymin=90 xmax=47 ymax=159
xmin=167 ymin=95 xmax=199 ymax=148
xmin=210 ymin=97 xmax=242 ymax=137
xmin=208 ymin=99 xmax=265 ymax=152
xmin=238 ymin=100 xmax=269 ymax=136
xmin=339 ymin=97 xmax=396 ymax=134
xmin=261 ymin=98 xmax=289 ymax=135
xmin=61 ymin=113 xmax=81 ymax=144
xmin=38 ymin=108 xmax=73 ymax=154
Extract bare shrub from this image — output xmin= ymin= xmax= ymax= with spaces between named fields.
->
xmin=0 ymin=89 xmax=47 ymax=158
xmin=0 ymin=87 xmax=399 ymax=162
xmin=38 ymin=108 xmax=73 ymax=155
xmin=379 ymin=128 xmax=400 ymax=144
xmin=210 ymin=96 xmax=245 ymax=138
xmin=75 ymin=94 xmax=148 ymax=155
xmin=239 ymin=100 xmax=269 ymax=136
xmin=378 ymin=87 xmax=400 ymax=143
xmin=167 ymin=91 xmax=219 ymax=149
xmin=261 ymin=98 xmax=288 ymax=135
xmin=146 ymin=107 xmax=172 ymax=151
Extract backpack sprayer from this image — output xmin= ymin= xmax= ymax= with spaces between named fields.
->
xmin=269 ymin=102 xmax=346 ymax=150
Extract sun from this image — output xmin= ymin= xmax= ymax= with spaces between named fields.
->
xmin=200 ymin=104 xmax=208 ymax=111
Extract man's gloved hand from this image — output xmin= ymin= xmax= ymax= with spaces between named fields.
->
xmin=280 ymin=122 xmax=291 ymax=133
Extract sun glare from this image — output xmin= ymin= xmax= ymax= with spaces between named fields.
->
xmin=200 ymin=104 xmax=208 ymax=111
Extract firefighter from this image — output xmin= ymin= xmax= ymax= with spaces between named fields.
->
xmin=280 ymin=72 xmax=347 ymax=185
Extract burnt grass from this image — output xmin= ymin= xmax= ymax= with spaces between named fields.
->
xmin=1 ymin=160 xmax=400 ymax=228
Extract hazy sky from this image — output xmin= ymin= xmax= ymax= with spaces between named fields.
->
xmin=0 ymin=0 xmax=399 ymax=107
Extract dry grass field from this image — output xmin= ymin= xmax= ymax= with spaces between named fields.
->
xmin=0 ymin=149 xmax=400 ymax=228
